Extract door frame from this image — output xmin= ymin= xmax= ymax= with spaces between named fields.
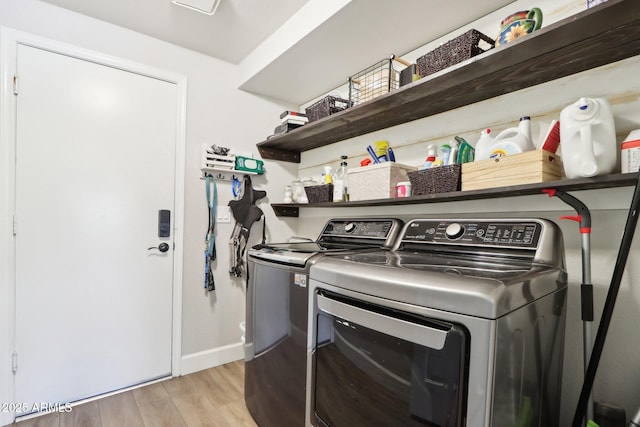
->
xmin=0 ymin=27 xmax=187 ymax=424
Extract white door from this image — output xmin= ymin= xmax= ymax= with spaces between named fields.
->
xmin=14 ymin=44 xmax=177 ymax=409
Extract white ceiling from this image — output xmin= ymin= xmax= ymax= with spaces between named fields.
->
xmin=39 ymin=0 xmax=514 ymax=105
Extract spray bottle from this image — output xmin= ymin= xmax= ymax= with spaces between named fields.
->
xmin=421 ymin=145 xmax=438 ymax=170
xmin=332 ymin=155 xmax=348 ymax=202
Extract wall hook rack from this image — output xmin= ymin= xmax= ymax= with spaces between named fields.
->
xmin=200 ymin=144 xmax=262 ymax=181
xmin=200 ymin=171 xmax=241 ymax=181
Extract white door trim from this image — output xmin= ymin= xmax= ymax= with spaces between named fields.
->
xmin=0 ymin=27 xmax=186 ymax=424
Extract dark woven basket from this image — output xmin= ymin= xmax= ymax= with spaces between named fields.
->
xmin=305 ymin=96 xmax=351 ymax=122
xmin=408 ymin=165 xmax=461 ymax=195
xmin=304 ymin=184 xmax=334 ymax=203
xmin=416 ymin=29 xmax=495 ymax=78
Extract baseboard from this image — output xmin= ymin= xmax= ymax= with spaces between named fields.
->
xmin=180 ymin=342 xmax=244 ymax=376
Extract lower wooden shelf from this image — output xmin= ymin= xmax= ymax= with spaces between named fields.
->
xmin=270 ymin=173 xmax=640 ymax=217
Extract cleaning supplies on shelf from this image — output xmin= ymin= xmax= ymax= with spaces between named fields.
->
xmin=454 ymin=136 xmax=476 ymax=163
xmin=421 ymin=145 xmax=438 ymax=169
xmin=387 ymin=147 xmax=396 ymax=162
xmin=396 ymin=181 xmax=411 ymax=197
xmin=621 ymin=129 xmax=640 ymax=173
xmin=474 ymin=128 xmax=494 ymax=161
xmin=486 ymin=116 xmax=535 ymax=158
xmin=332 ymin=155 xmax=349 ymax=202
xmin=367 ymin=145 xmax=381 ymax=163
xmin=540 ymin=120 xmax=561 ymax=154
xmin=560 ymin=97 xmax=616 ymax=179
xmin=323 ymin=166 xmax=333 ymax=184
xmin=440 ymin=144 xmax=451 ymax=166
xmin=374 ymin=140 xmax=390 ymax=162
xmin=449 ymin=140 xmax=459 ymax=165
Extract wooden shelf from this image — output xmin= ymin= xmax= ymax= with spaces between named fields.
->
xmin=270 ymin=173 xmax=640 ymax=217
xmin=257 ymin=0 xmax=640 ymax=163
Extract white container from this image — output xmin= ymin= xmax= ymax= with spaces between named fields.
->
xmin=560 ymin=97 xmax=617 ymax=179
xmin=621 ymin=129 xmax=640 ymax=173
xmin=486 ymin=117 xmax=535 ymax=159
xmin=396 ymin=181 xmax=412 ymax=198
xmin=474 ymin=128 xmax=494 ymax=161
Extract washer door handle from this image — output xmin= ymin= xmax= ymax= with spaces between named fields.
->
xmin=317 ymin=293 xmax=448 ymax=349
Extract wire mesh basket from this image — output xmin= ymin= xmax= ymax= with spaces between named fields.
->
xmin=348 ymin=55 xmax=409 ymax=106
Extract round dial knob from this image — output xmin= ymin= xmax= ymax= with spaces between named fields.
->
xmin=344 ymin=222 xmax=356 ymax=233
xmin=445 ymin=223 xmax=465 ymax=239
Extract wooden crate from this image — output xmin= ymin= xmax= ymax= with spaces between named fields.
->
xmin=461 ymin=150 xmax=563 ymax=191
xmin=347 ymin=162 xmax=416 ymax=201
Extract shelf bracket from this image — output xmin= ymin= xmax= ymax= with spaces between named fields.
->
xmin=272 ymin=205 xmax=299 ymax=217
xmin=258 ymin=146 xmax=300 ymax=163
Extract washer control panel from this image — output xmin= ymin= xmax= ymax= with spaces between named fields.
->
xmin=320 ymin=219 xmax=398 ymax=239
xmin=403 ymin=219 xmax=542 ymax=249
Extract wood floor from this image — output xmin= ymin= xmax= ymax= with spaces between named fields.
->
xmin=12 ymin=361 xmax=258 ymax=427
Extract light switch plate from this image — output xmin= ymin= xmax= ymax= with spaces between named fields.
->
xmin=217 ymin=206 xmax=231 ymax=223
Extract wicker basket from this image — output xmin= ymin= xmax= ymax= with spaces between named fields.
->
xmin=304 ymin=184 xmax=334 ymax=203
xmin=416 ymin=29 xmax=495 ymax=78
xmin=408 ymin=165 xmax=461 ymax=196
xmin=305 ymin=96 xmax=351 ymax=122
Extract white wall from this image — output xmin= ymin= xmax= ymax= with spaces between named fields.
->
xmin=290 ymin=1 xmax=640 ymax=424
xmin=0 ymin=0 xmax=297 ymax=389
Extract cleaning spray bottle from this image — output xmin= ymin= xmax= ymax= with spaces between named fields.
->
xmin=488 ymin=116 xmax=535 ymax=158
xmin=474 ymin=128 xmax=494 ymax=161
xmin=332 ymin=155 xmax=348 ymax=202
xmin=421 ymin=145 xmax=438 ymax=170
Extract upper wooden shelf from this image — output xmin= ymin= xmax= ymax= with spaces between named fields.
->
xmin=257 ymin=0 xmax=640 ymax=163
xmin=270 ymin=173 xmax=640 ymax=217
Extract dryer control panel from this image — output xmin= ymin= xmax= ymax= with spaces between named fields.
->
xmin=402 ymin=219 xmax=543 ymax=249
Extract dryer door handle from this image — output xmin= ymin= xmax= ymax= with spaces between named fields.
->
xmin=317 ymin=293 xmax=448 ymax=350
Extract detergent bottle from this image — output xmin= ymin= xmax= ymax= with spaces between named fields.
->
xmin=474 ymin=128 xmax=494 ymax=161
xmin=559 ymin=97 xmax=616 ymax=179
xmin=488 ymin=116 xmax=535 ymax=158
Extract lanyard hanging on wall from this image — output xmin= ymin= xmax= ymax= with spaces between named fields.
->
xmin=204 ymin=174 xmax=218 ymax=291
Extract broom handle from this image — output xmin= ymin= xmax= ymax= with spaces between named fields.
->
xmin=571 ymin=171 xmax=640 ymax=427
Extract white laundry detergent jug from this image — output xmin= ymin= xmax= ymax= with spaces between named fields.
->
xmin=474 ymin=128 xmax=494 ymax=161
xmin=560 ymin=97 xmax=616 ymax=179
xmin=487 ymin=116 xmax=535 ymax=158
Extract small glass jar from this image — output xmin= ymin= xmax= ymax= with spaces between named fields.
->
xmin=291 ymin=180 xmax=304 ymax=203
xmin=301 ymin=177 xmax=317 ymax=187
xmin=283 ymin=185 xmax=293 ymax=203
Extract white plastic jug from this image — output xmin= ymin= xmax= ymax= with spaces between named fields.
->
xmin=560 ymin=97 xmax=616 ymax=179
xmin=487 ymin=116 xmax=535 ymax=158
xmin=474 ymin=128 xmax=494 ymax=161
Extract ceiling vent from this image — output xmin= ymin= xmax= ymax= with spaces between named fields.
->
xmin=171 ymin=0 xmax=221 ymax=15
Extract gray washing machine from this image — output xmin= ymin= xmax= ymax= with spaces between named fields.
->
xmin=307 ymin=218 xmax=568 ymax=427
xmin=244 ymin=218 xmax=403 ymax=427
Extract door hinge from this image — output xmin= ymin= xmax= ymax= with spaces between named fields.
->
xmin=12 ymin=352 xmax=17 ymax=373
xmin=13 ymin=215 xmax=17 ymax=236
xmin=13 ymin=76 xmax=18 ymax=95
